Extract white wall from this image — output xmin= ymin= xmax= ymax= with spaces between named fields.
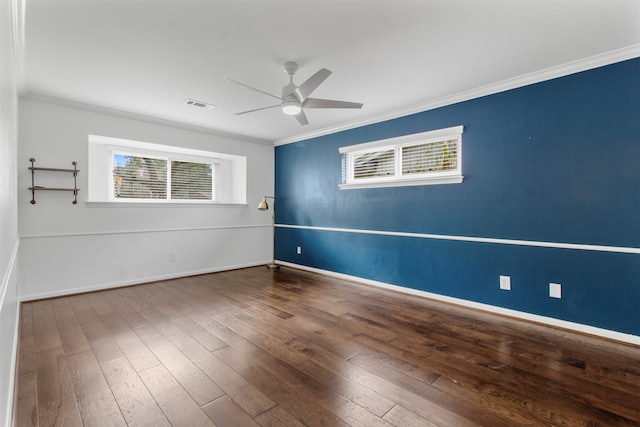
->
xmin=18 ymin=97 xmax=275 ymax=300
xmin=0 ymin=0 xmax=21 ymax=424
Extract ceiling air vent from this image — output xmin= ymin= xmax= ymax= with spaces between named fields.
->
xmin=184 ymin=99 xmax=215 ymax=110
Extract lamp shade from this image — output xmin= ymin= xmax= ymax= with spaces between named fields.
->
xmin=258 ymin=197 xmax=268 ymax=210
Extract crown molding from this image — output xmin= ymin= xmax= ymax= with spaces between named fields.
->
xmin=274 ymin=44 xmax=640 ymax=146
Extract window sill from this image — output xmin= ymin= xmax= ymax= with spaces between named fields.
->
xmin=340 ymin=174 xmax=463 ymax=190
xmin=86 ymin=201 xmax=248 ymax=208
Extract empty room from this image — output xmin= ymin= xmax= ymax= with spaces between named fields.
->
xmin=1 ymin=0 xmax=639 ymax=426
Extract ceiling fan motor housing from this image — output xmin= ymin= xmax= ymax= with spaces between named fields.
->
xmin=283 ymin=61 xmax=299 ymax=76
xmin=281 ymin=82 xmax=302 ymax=115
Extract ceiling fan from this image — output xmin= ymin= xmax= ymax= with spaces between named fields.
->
xmin=225 ymin=61 xmax=363 ymax=125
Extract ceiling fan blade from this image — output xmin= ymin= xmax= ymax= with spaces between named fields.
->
xmin=294 ymin=110 xmax=309 ymax=126
xmin=224 ymin=77 xmax=282 ymax=101
xmin=293 ymin=68 xmax=332 ymax=102
xmin=303 ymin=98 xmax=363 ymax=109
xmin=234 ymin=104 xmax=280 ymax=115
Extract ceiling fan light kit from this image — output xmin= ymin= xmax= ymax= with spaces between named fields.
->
xmin=281 ymin=101 xmax=302 ymax=116
xmin=226 ymin=61 xmax=363 ymax=125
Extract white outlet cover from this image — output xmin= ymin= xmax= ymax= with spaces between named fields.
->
xmin=499 ymin=275 xmax=511 ymax=290
xmin=550 ymin=283 xmax=562 ymax=298
xmin=297 ymin=246 xmax=302 ymax=254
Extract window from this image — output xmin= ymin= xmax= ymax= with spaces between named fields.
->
xmin=170 ymin=161 xmax=214 ymax=200
xmin=112 ymin=154 xmax=217 ymax=201
xmin=340 ymin=125 xmax=463 ymax=189
xmin=88 ymin=135 xmax=246 ymax=204
xmin=113 ymin=154 xmax=168 ymax=199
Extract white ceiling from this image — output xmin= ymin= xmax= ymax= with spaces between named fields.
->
xmin=20 ymin=0 xmax=640 ymax=144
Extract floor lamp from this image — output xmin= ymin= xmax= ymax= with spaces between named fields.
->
xmin=258 ymin=196 xmax=279 ymax=270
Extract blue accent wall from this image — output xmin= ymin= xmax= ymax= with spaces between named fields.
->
xmin=274 ymin=58 xmax=640 ymax=336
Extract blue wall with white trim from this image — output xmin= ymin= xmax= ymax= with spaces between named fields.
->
xmin=274 ymin=58 xmax=640 ymax=336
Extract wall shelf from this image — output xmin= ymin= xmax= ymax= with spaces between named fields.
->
xmin=29 ymin=158 xmax=80 ymax=204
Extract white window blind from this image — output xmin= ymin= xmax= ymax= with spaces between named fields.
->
xmin=401 ymin=138 xmax=458 ymax=176
xmin=113 ymin=154 xmax=219 ymax=201
xmin=353 ymin=149 xmax=395 ymax=179
xmin=171 ymin=161 xmax=215 ymax=200
xmin=114 ymin=155 xmax=167 ymax=199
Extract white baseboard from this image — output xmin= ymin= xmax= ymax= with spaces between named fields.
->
xmin=20 ymin=260 xmax=269 ymax=302
xmin=277 ymin=261 xmax=640 ymax=347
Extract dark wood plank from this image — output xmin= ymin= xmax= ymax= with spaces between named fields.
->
xmin=35 ymin=347 xmax=83 ymax=427
xmin=386 ymin=330 xmax=640 ymax=424
xmin=348 ymin=347 xmax=543 ymax=426
xmin=159 ymin=276 xmax=230 ymax=317
xmin=163 ymin=309 xmax=228 ymax=352
xmin=244 ymin=298 xmax=295 ymax=320
xmin=254 ymin=405 xmax=306 ymax=427
xmin=84 ymin=291 xmax=115 ymax=316
xmin=235 ymin=306 xmax=396 ymax=417
xmin=14 ymin=371 xmax=38 ymax=427
xmin=157 ymin=278 xmax=207 ymax=306
xmin=244 ymin=297 xmax=365 ymax=359
xmin=196 ymin=315 xmax=264 ymax=355
xmin=66 ymin=294 xmax=92 ymax=312
xmin=100 ymin=290 xmax=150 ymax=330
xmin=100 ymin=357 xmax=171 ymax=426
xmin=126 ymin=283 xmax=175 ymax=315
xmin=382 ymin=404 xmax=441 ymax=427
xmin=201 ymin=395 xmax=260 ymax=427
xmin=215 ymin=345 xmax=352 ymax=427
xmin=138 ymin=364 xmax=216 ymax=427
xmin=65 ymin=351 xmax=127 ymax=426
xmin=31 ymin=303 xmax=62 ymax=353
xmin=116 ymin=286 xmax=177 ymax=332
xmin=99 ymin=311 xmax=161 ymax=372
xmin=162 ymin=327 xmax=276 ymax=417
xmin=134 ymin=324 xmax=225 ymax=406
xmin=18 ymin=303 xmax=35 ymax=375
xmin=15 ymin=266 xmax=640 ymax=427
xmin=214 ymin=305 xmax=397 ymax=426
xmin=51 ymin=298 xmax=91 ymax=356
xmin=145 ymin=280 xmax=192 ymax=311
xmin=74 ymin=307 xmax=125 ymax=364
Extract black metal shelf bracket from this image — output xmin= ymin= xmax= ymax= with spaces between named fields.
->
xmin=28 ymin=158 xmax=80 ymax=204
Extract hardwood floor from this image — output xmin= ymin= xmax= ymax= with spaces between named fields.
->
xmin=13 ymin=266 xmax=640 ymax=426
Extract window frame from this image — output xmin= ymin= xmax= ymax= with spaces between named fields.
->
xmin=339 ymin=125 xmax=464 ymax=190
xmin=108 ymin=149 xmax=220 ymax=203
xmin=88 ymin=134 xmax=247 ymax=205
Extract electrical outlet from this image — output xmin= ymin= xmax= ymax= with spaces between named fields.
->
xmin=499 ymin=275 xmax=511 ymax=291
xmin=549 ymin=282 xmax=562 ymax=298
xmin=297 ymin=246 xmax=302 ymax=255
xmin=169 ymin=252 xmax=176 ymax=262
